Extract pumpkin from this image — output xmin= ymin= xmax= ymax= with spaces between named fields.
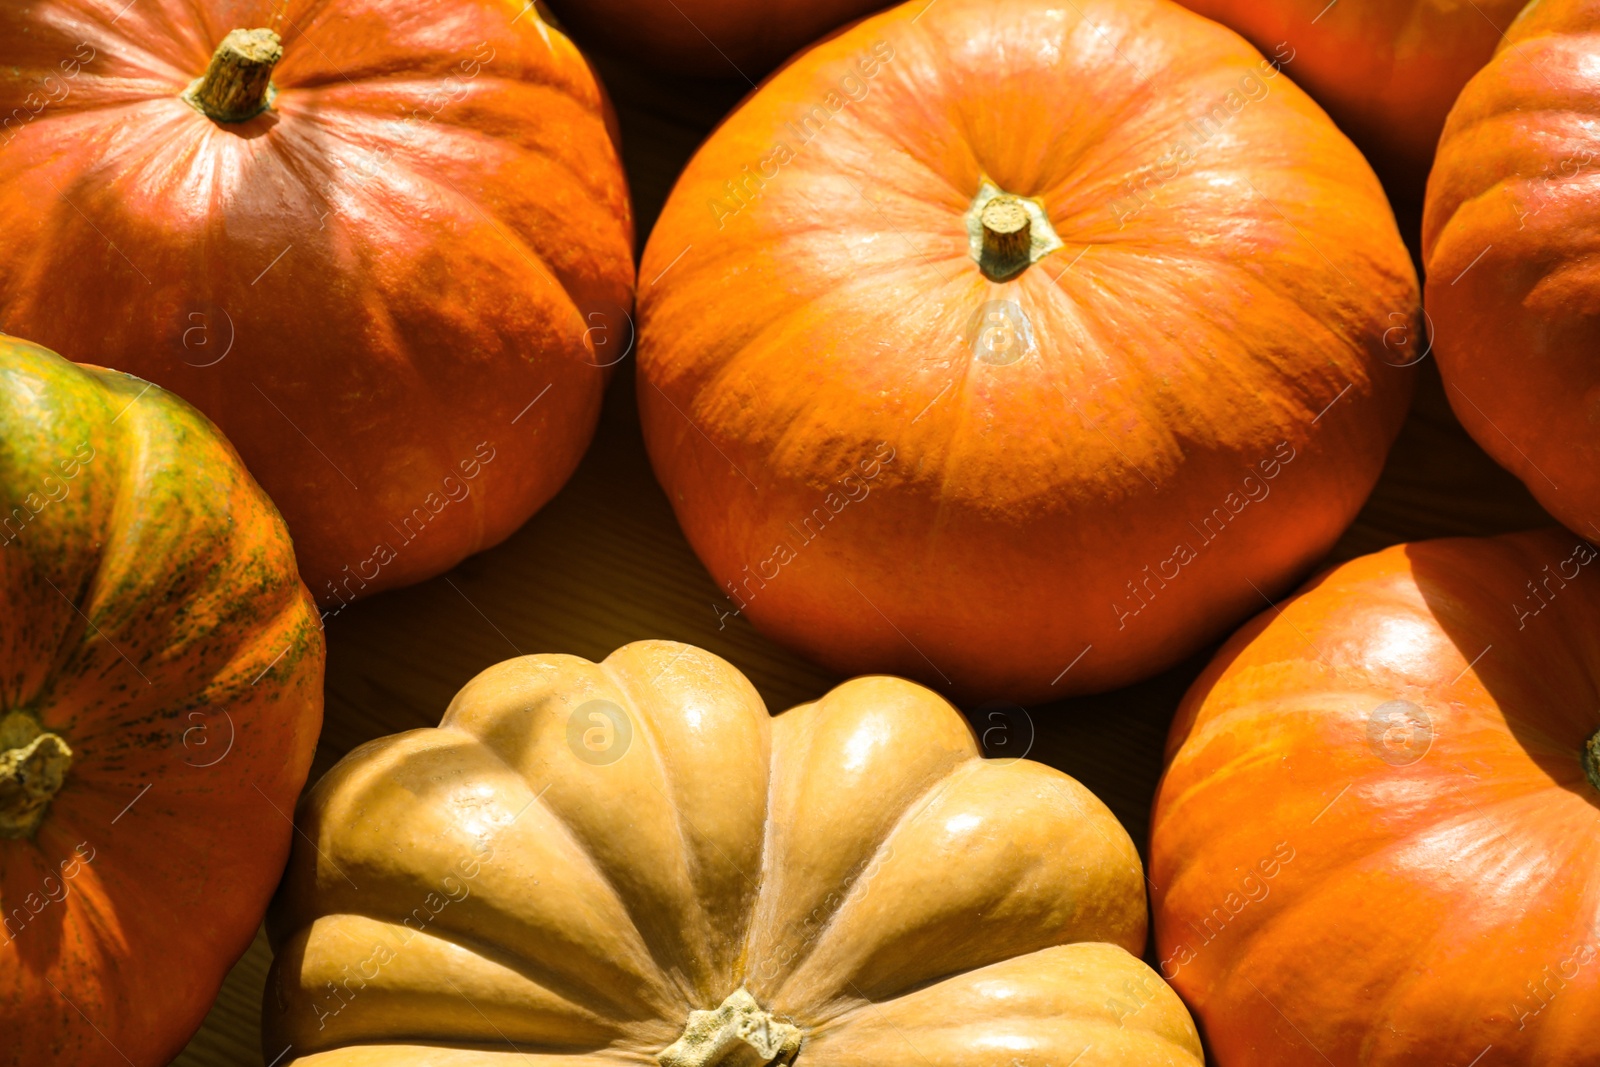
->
xmin=1423 ymin=0 xmax=1600 ymax=546
xmin=636 ymin=0 xmax=1419 ymax=705
xmin=1172 ymin=0 xmax=1526 ymax=192
xmin=0 ymin=0 xmax=635 ymax=606
xmin=1149 ymin=528 xmax=1600 ymax=1064
xmin=0 ymin=337 xmax=323 ymax=1067
xmin=545 ymin=0 xmax=884 ymax=77
xmin=264 ymin=640 xmax=1201 ymax=1067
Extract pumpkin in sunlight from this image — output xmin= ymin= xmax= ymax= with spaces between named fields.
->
xmin=0 ymin=338 xmax=323 ymax=1067
xmin=637 ymin=0 xmax=1418 ymax=704
xmin=0 ymin=0 xmax=634 ymax=606
xmin=545 ymin=0 xmax=885 ymax=76
xmin=1173 ymin=0 xmax=1526 ymax=191
xmin=1151 ymin=529 xmax=1600 ymax=1064
xmin=264 ymin=640 xmax=1201 ymax=1066
xmin=1424 ymin=0 xmax=1600 ymax=546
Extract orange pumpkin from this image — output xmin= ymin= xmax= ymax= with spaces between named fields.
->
xmin=1172 ymin=0 xmax=1526 ymax=192
xmin=1424 ymin=0 xmax=1600 ymax=546
xmin=0 ymin=338 xmax=323 ymax=1067
xmin=0 ymin=1 xmax=634 ymax=607
xmin=1150 ymin=529 xmax=1600 ymax=1065
xmin=264 ymin=640 xmax=1202 ymax=1066
xmin=637 ymin=0 xmax=1419 ymax=704
xmin=546 ymin=0 xmax=884 ymax=76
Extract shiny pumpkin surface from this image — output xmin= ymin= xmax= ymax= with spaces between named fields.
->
xmin=1174 ymin=0 xmax=1525 ymax=190
xmin=547 ymin=0 xmax=884 ymax=76
xmin=265 ymin=641 xmax=1201 ymax=1066
xmin=637 ymin=0 xmax=1417 ymax=704
xmin=1423 ymin=0 xmax=1600 ymax=547
xmin=1150 ymin=529 xmax=1600 ymax=1064
xmin=0 ymin=338 xmax=323 ymax=1066
xmin=0 ymin=0 xmax=634 ymax=605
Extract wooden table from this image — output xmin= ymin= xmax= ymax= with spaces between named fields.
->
xmin=170 ymin=45 xmax=1554 ymax=1067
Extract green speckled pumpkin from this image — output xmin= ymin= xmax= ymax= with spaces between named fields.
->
xmin=0 ymin=336 xmax=324 ymax=1067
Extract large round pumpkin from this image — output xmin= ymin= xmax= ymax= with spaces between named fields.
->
xmin=0 ymin=0 xmax=634 ymax=606
xmin=546 ymin=0 xmax=883 ymax=76
xmin=1150 ymin=529 xmax=1600 ymax=1064
xmin=1423 ymin=0 xmax=1600 ymax=546
xmin=264 ymin=640 xmax=1201 ymax=1066
xmin=637 ymin=0 xmax=1418 ymax=704
xmin=0 ymin=337 xmax=323 ymax=1066
xmin=1172 ymin=0 xmax=1526 ymax=191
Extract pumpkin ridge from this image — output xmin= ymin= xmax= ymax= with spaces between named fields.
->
xmin=595 ymin=656 xmax=758 ymax=1004
xmin=748 ymin=741 xmax=976 ymax=1002
xmin=771 ymin=758 xmax=1147 ymax=1013
xmin=70 ymin=369 xmax=248 ymax=685
xmin=298 ymin=907 xmax=652 ymax=1042
xmin=285 ymin=723 xmax=685 ymax=1028
xmin=22 ymin=363 xmax=137 ymax=708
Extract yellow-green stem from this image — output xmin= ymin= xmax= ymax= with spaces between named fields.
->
xmin=659 ymin=989 xmax=801 ymax=1067
xmin=0 ymin=711 xmax=72 ymax=839
xmin=185 ymin=28 xmax=282 ymax=122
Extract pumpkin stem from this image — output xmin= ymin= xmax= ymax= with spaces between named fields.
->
xmin=981 ymin=196 xmax=1031 ymax=271
xmin=1584 ymin=727 xmax=1600 ymax=795
xmin=966 ymin=186 xmax=1061 ymax=281
xmin=185 ymin=28 xmax=283 ymax=123
xmin=659 ymin=988 xmax=801 ymax=1067
xmin=0 ymin=711 xmax=73 ymax=840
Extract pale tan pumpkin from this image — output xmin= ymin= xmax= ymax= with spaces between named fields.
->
xmin=265 ymin=641 xmax=1199 ymax=1067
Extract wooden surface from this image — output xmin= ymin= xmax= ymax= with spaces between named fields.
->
xmin=171 ymin=43 xmax=1555 ymax=1067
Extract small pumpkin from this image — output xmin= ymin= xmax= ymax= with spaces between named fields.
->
xmin=1424 ymin=0 xmax=1600 ymax=544
xmin=1150 ymin=529 xmax=1600 ymax=1064
xmin=1173 ymin=0 xmax=1526 ymax=191
xmin=0 ymin=1 xmax=634 ymax=605
xmin=0 ymin=337 xmax=323 ymax=1067
xmin=546 ymin=0 xmax=884 ymax=76
xmin=265 ymin=640 xmax=1201 ymax=1067
xmin=637 ymin=0 xmax=1418 ymax=704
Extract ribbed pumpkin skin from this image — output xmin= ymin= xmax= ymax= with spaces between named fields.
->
xmin=0 ymin=0 xmax=634 ymax=606
xmin=547 ymin=0 xmax=885 ymax=75
xmin=1150 ymin=530 xmax=1600 ymax=1065
xmin=1424 ymin=0 xmax=1600 ymax=546
xmin=638 ymin=0 xmax=1417 ymax=704
xmin=264 ymin=641 xmax=1202 ymax=1067
xmin=0 ymin=338 xmax=323 ymax=1066
xmin=1173 ymin=0 xmax=1525 ymax=190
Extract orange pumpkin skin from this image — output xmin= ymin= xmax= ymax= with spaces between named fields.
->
xmin=1424 ymin=0 xmax=1600 ymax=545
xmin=0 ymin=1 xmax=634 ymax=607
xmin=1150 ymin=529 xmax=1600 ymax=1065
xmin=1172 ymin=0 xmax=1526 ymax=191
xmin=638 ymin=0 xmax=1418 ymax=704
xmin=546 ymin=0 xmax=884 ymax=76
xmin=0 ymin=338 xmax=323 ymax=1067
